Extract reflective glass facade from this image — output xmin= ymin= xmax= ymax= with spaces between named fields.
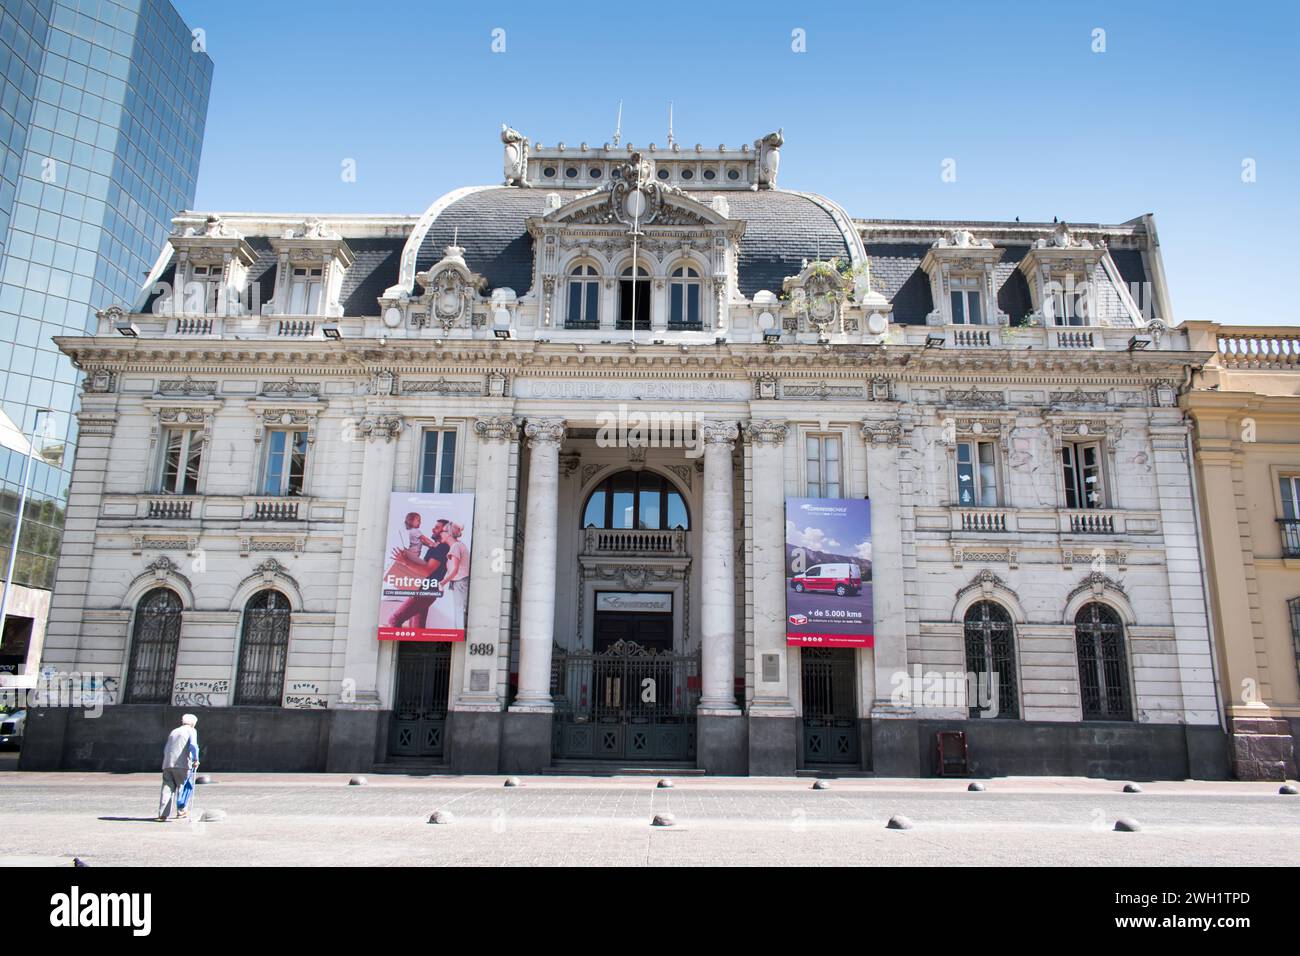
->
xmin=0 ymin=0 xmax=210 ymax=590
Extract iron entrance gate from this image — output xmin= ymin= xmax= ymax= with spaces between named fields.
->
xmin=389 ymin=642 xmax=451 ymax=758
xmin=801 ymin=647 xmax=860 ymax=764
xmin=552 ymin=640 xmax=700 ymax=761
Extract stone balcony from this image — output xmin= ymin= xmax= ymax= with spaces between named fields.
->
xmin=938 ymin=506 xmax=1162 ymax=538
xmin=103 ymin=493 xmax=346 ymax=525
xmin=581 ymin=527 xmax=688 ymax=557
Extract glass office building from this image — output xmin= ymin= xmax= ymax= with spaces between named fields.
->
xmin=0 ymin=0 xmax=211 ymax=675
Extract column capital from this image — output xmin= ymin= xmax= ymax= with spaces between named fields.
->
xmin=742 ymin=419 xmax=788 ymax=446
xmin=861 ymin=418 xmax=906 ymax=445
xmin=473 ymin=415 xmax=521 ymax=443
xmin=700 ymin=419 xmax=740 ymax=449
xmin=359 ymin=415 xmax=404 ymax=442
xmin=523 ymin=417 xmax=565 ymax=449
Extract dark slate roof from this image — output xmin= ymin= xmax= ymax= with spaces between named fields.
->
xmin=696 ymin=190 xmax=852 ymax=298
xmin=141 ymin=261 xmax=176 ymax=313
xmin=863 ymin=242 xmax=1038 ymax=325
xmin=139 ymin=234 xmax=404 ymax=317
xmin=412 ymin=186 xmax=854 ymax=300
xmin=864 ymin=243 xmax=932 ymax=325
xmin=416 ymin=188 xmax=552 ymax=295
xmin=340 ymin=237 xmax=404 ymax=315
xmin=244 ymin=236 xmax=278 ymax=313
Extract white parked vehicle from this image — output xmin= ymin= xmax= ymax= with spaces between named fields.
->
xmin=0 ymin=710 xmax=24 ymax=749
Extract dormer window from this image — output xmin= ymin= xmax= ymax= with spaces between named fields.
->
xmin=187 ymin=264 xmax=221 ymax=314
xmin=287 ymin=267 xmax=323 ymax=315
xmin=669 ymin=266 xmax=701 ymax=328
xmin=950 ymin=277 xmax=984 ymax=325
xmin=1046 ymin=283 xmax=1088 ymax=326
xmin=566 ymin=264 xmax=599 ymax=329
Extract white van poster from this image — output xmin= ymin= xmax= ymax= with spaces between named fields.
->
xmin=378 ymin=492 xmax=475 ymax=641
xmin=785 ymin=497 xmax=873 ymax=647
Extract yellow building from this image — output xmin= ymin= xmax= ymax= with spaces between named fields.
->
xmin=1184 ymin=321 xmax=1300 ymax=780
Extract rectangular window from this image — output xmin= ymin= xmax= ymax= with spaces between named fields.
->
xmin=420 ymin=429 xmax=458 ymax=494
xmin=1047 ymin=287 xmax=1085 ymax=326
xmin=1279 ymin=475 xmax=1300 ymax=520
xmin=288 ymin=267 xmax=323 ymax=315
xmin=263 ymin=429 xmax=307 ymax=496
xmin=806 ymin=433 xmax=842 ymax=498
xmin=188 ymin=263 xmax=221 ymax=314
xmin=1062 ymin=441 xmax=1105 ymax=509
xmin=949 ymin=278 xmax=982 ymax=325
xmin=956 ymin=440 xmax=998 ymax=506
xmin=159 ymin=427 xmax=203 ymax=495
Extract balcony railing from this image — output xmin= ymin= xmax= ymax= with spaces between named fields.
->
xmin=1280 ymin=519 xmax=1300 ymax=558
xmin=146 ymin=497 xmax=195 ymax=519
xmin=957 ymin=509 xmax=1008 ymax=533
xmin=248 ymin=498 xmax=301 ymax=521
xmin=1063 ymin=510 xmax=1116 ymax=534
xmin=582 ymin=527 xmax=687 ymax=556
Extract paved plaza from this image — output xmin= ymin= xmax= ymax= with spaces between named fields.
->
xmin=0 ymin=768 xmax=1296 ymax=866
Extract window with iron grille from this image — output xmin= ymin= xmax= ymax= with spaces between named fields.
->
xmin=234 ymin=590 xmax=292 ymax=706
xmin=1075 ymin=602 xmax=1132 ymax=720
xmin=963 ymin=601 xmax=1018 ymax=718
xmin=1289 ymin=597 xmax=1300 ymax=685
xmin=419 ymin=429 xmax=458 ymax=493
xmin=125 ymin=588 xmax=183 ymax=704
xmin=1279 ymin=476 xmax=1300 ymax=557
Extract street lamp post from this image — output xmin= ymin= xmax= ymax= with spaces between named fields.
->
xmin=0 ymin=407 xmax=54 ymax=676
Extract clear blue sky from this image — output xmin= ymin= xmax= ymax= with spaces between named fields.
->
xmin=174 ymin=0 xmax=1299 ymax=325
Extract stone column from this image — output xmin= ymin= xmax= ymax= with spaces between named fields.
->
xmin=330 ymin=412 xmax=402 ymax=771
xmin=743 ymin=419 xmax=796 ymax=774
xmin=446 ymin=415 xmax=518 ymax=773
xmin=503 ymin=418 xmax=564 ymax=772
xmin=861 ymin=417 xmax=918 ymax=776
xmin=696 ymin=420 xmax=746 ymax=772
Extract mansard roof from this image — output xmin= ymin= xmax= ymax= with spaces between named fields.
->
xmin=409 ymin=185 xmax=856 ymax=299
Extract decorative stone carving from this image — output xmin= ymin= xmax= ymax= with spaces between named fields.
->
xmin=944 ymin=387 xmax=1004 ymax=407
xmin=754 ymin=129 xmax=783 ymax=188
xmin=1066 ymin=571 xmax=1127 ymax=607
xmin=158 ymin=376 xmax=217 ymax=396
xmin=83 ymin=368 xmax=115 ymax=393
xmin=262 ymin=378 xmax=320 ymax=398
xmin=254 ymin=407 xmax=319 ymax=445
xmin=861 ymin=420 xmax=904 ymax=445
xmin=754 ymin=372 xmax=778 ymax=400
xmin=700 ymin=420 xmax=739 ymax=449
xmin=870 ymin=376 xmax=892 ymax=402
xmin=955 ymin=568 xmax=1018 ymax=604
xmin=486 ymin=370 xmax=509 ymax=397
xmin=369 ymin=370 xmax=396 ymax=396
xmin=502 ymin=124 xmax=529 ymax=186
xmin=524 ymin=418 xmax=565 ymax=448
xmin=358 ymin=416 xmax=403 ymax=442
xmin=742 ymin=419 xmax=788 ymax=446
xmin=402 ymin=377 xmax=482 ymax=396
xmin=1050 ymin=388 xmax=1109 ymax=406
xmin=473 ymin=416 xmax=521 ymax=443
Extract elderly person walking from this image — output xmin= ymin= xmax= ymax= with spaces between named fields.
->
xmin=157 ymin=713 xmax=200 ymax=822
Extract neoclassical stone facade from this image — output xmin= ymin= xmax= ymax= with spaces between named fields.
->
xmin=24 ymin=129 xmax=1228 ymax=777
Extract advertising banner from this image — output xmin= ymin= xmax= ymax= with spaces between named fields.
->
xmin=785 ymin=497 xmax=873 ymax=647
xmin=377 ymin=492 xmax=475 ymax=641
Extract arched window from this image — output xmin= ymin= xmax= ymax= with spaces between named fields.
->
xmin=235 ymin=590 xmax=292 ymax=706
xmin=963 ymin=601 xmax=1018 ymax=718
xmin=669 ymin=265 xmax=701 ymax=327
xmin=566 ymin=264 xmax=599 ymax=329
xmin=125 ymin=588 xmax=183 ymax=704
xmin=1075 ymin=602 xmax=1131 ymax=720
xmin=583 ymin=470 xmax=689 ymax=530
xmin=618 ymin=264 xmax=650 ymax=330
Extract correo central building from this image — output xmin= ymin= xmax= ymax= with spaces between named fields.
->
xmin=25 ymin=126 xmax=1229 ymax=778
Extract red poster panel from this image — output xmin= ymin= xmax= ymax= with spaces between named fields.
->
xmin=378 ymin=492 xmax=475 ymax=642
xmin=785 ymin=497 xmax=874 ymax=648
